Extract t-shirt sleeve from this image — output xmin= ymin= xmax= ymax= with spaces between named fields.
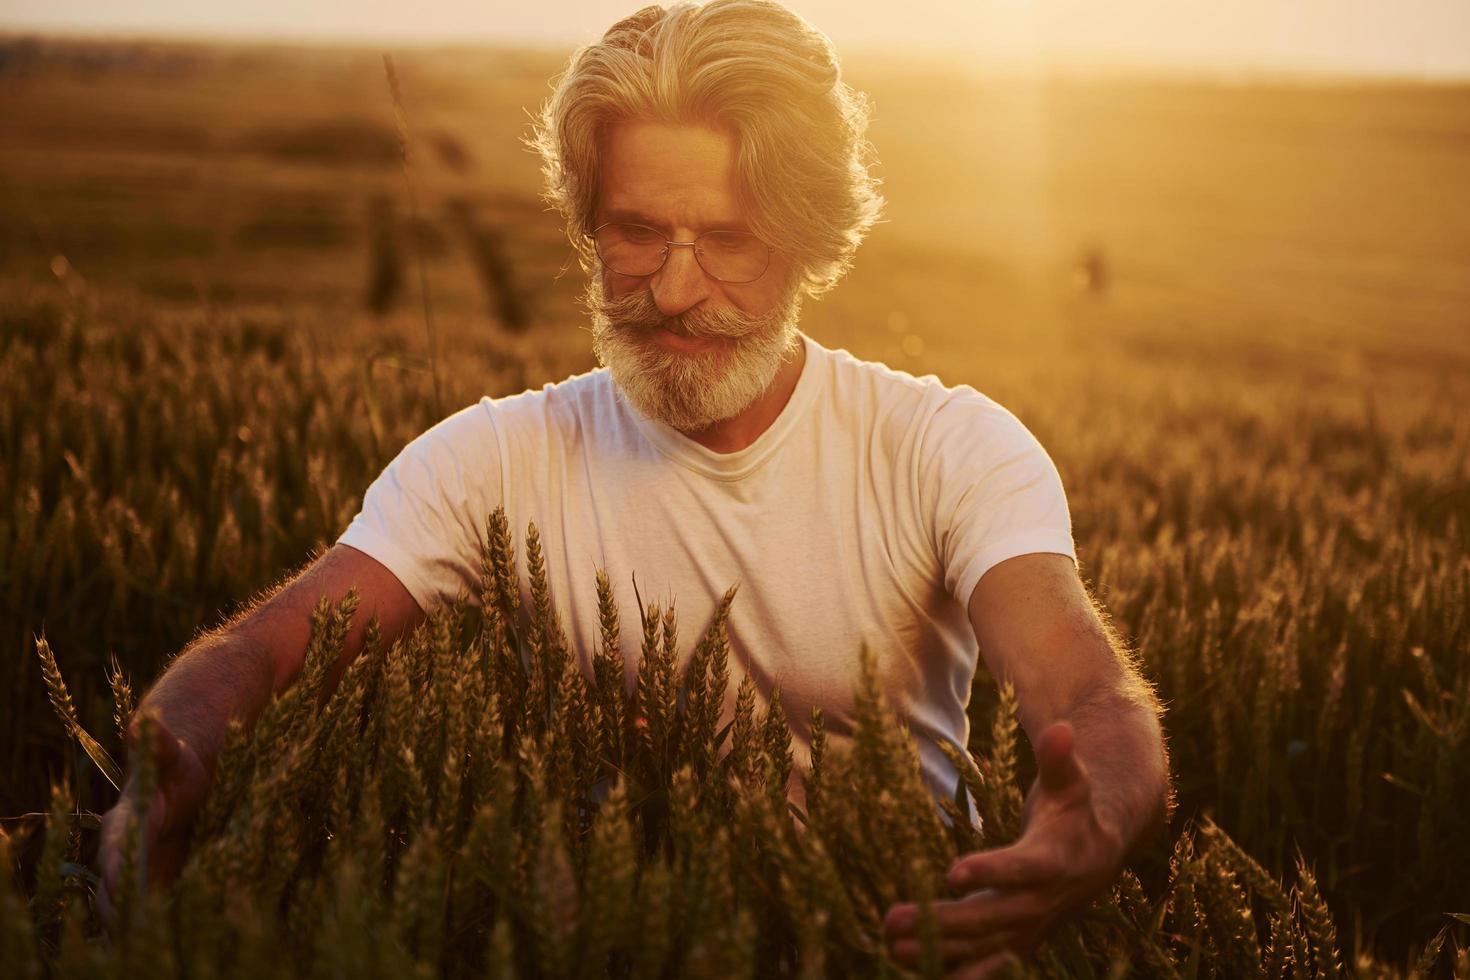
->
xmin=336 ymin=398 xmax=503 ymax=614
xmin=919 ymin=388 xmax=1076 ymax=607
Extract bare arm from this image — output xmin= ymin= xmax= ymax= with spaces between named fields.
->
xmin=135 ymin=542 xmax=425 ymax=775
xmin=967 ymin=552 xmax=1171 ymax=855
xmin=98 ymin=543 xmax=423 ymax=917
xmin=886 ymin=553 xmax=1172 ymax=975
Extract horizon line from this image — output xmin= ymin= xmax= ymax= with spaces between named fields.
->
xmin=2 ymin=23 xmax=1468 ymax=86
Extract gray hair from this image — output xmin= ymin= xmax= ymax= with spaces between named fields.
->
xmin=529 ymin=0 xmax=885 ymax=298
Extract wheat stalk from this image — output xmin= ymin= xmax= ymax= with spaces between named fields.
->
xmin=381 ymin=52 xmax=442 ymax=418
xmin=35 ymin=636 xmax=123 ymax=791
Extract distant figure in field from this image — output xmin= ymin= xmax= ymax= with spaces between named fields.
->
xmin=1075 ymin=243 xmax=1110 ymax=297
xmin=100 ymin=2 xmax=1170 ymax=973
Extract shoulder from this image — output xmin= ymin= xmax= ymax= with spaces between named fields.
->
xmin=819 ymin=340 xmax=942 ymax=404
xmin=814 ymin=339 xmax=1035 ymax=451
xmin=924 ymin=383 xmax=1046 ymax=458
xmin=387 ymin=398 xmax=498 ymax=475
xmin=386 ymin=368 xmax=613 ymax=478
xmin=814 ymin=341 xmax=946 ymax=442
xmin=484 ymin=366 xmax=616 ymax=444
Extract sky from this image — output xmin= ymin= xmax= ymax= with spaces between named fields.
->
xmin=2 ymin=0 xmax=1468 ymax=79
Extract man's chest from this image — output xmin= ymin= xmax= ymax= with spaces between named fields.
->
xmin=504 ymin=439 xmax=968 ymax=731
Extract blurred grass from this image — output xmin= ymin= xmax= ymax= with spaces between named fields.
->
xmin=0 ymin=34 xmax=1467 ymax=967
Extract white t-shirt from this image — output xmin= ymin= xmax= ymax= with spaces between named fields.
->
xmin=338 ymin=331 xmax=1076 ymax=820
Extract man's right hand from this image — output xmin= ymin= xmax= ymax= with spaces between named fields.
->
xmin=96 ymin=713 xmax=211 ymax=927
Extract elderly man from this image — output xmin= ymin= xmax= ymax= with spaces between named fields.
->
xmin=101 ymin=1 xmax=1170 ymax=974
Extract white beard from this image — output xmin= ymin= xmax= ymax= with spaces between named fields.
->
xmin=587 ymin=279 xmax=803 ymax=433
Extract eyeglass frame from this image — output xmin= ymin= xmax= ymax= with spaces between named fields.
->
xmin=586 ymin=220 xmax=774 ymax=285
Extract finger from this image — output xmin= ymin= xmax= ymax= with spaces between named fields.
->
xmin=890 ymin=931 xmax=1018 ymax=968
xmin=97 ymin=799 xmax=144 ymax=925
xmin=933 ymin=891 xmax=1042 ymax=937
xmin=949 ymin=844 xmax=1061 ymax=890
xmin=98 ymin=802 xmax=130 ymax=894
xmin=1035 ymin=721 xmax=1086 ymax=797
xmin=147 ymin=785 xmax=175 ymax=854
xmin=946 ymin=950 xmax=1023 ymax=980
xmin=883 ymin=902 xmax=915 ymax=936
xmin=887 ymin=890 xmax=1042 ymax=939
xmin=100 ymin=790 xmax=170 ymax=884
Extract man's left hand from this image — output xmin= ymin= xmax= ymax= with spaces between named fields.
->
xmin=882 ymin=722 xmax=1126 ymax=979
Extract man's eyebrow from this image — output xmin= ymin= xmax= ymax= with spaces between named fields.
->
xmin=600 ymin=209 xmax=752 ymax=233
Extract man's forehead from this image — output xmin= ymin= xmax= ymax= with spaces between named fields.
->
xmin=597 ymin=120 xmax=751 ymax=231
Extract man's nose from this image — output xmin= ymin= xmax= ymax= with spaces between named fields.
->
xmin=650 ymin=243 xmax=714 ymax=317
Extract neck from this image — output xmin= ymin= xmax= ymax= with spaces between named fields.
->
xmin=679 ymin=338 xmax=807 ymax=454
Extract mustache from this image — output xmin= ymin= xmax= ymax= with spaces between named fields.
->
xmin=594 ymin=288 xmax=767 ymax=340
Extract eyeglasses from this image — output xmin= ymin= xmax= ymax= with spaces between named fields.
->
xmin=588 ymin=221 xmax=772 ymax=284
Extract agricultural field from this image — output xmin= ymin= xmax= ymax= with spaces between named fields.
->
xmin=2 ymin=36 xmax=1468 ymax=976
